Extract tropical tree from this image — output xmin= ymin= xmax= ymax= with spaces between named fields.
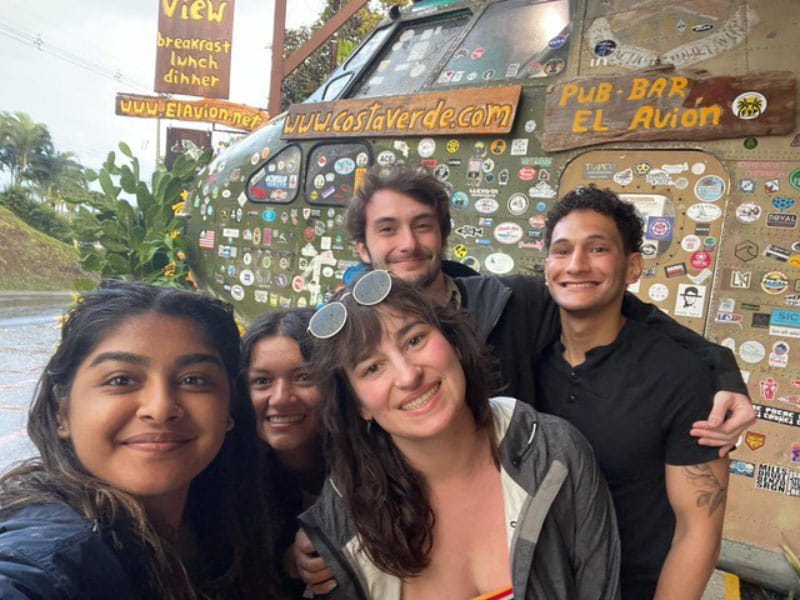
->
xmin=67 ymin=142 xmax=211 ymax=287
xmin=27 ymin=149 xmax=89 ymax=212
xmin=0 ymin=111 xmax=53 ymax=187
xmin=281 ymin=0 xmax=409 ymax=109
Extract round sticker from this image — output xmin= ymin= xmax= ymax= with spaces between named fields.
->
xmin=648 ymin=284 xmax=669 ymax=302
xmin=548 ymin=35 xmax=567 ymax=49
xmin=691 ymin=162 xmax=706 ymax=175
xmin=334 ymin=157 xmax=355 ymax=175
xmin=524 ymin=120 xmax=537 ymax=133
xmin=743 ymin=137 xmax=758 ymax=150
xmin=790 ymin=168 xmax=800 ymax=191
xmin=446 ymin=139 xmax=460 ymax=153
xmin=230 ymin=285 xmax=245 ymax=302
xmin=681 ymin=235 xmax=701 ymax=252
xmin=377 ymin=150 xmax=396 ymax=166
xmin=462 ymin=256 xmax=480 ymax=272
xmin=735 ymin=202 xmax=761 ymax=224
xmin=490 ymin=139 xmax=507 ymax=155
xmin=243 ymin=252 xmax=253 ymax=266
xmin=250 ymin=152 xmax=261 ymax=166
xmin=450 ymin=192 xmax=469 ymax=211
xmin=507 ymin=194 xmax=529 ymax=216
xmin=418 ymin=138 xmax=436 ymax=158
xmin=594 ymin=40 xmax=617 ymax=56
xmin=761 ymin=271 xmax=789 ymax=295
xmin=356 ymin=152 xmax=369 ymax=167
xmin=453 ymin=243 xmax=468 ymax=259
xmin=485 ymin=252 xmax=515 ymax=274
xmin=732 ymin=92 xmax=768 ymax=119
xmin=239 ymin=269 xmax=254 ymax=286
xmin=694 ymin=175 xmax=726 ymax=202
xmin=494 ymin=222 xmax=524 ymax=244
xmin=263 ymin=209 xmax=277 ymax=222
xmin=738 ymin=341 xmax=766 ymax=364
xmin=691 ymin=250 xmax=712 ymax=269
xmin=673 ymin=177 xmax=689 ymax=190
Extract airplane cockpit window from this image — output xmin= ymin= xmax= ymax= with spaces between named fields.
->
xmin=306 ymin=26 xmax=393 ymax=103
xmin=349 ymin=11 xmax=471 ymax=99
xmin=435 ymin=0 xmax=571 ymax=86
xmin=246 ymin=145 xmax=301 ymax=204
xmin=305 ymin=143 xmax=372 ymax=206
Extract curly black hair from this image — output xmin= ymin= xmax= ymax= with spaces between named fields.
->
xmin=544 ymin=185 xmax=644 ymax=254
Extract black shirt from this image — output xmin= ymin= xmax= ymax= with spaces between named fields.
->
xmin=535 ymin=319 xmax=719 ymax=600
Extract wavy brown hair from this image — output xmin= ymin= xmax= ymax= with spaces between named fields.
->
xmin=310 ymin=276 xmax=498 ymax=577
xmin=0 ymin=281 xmax=275 ymax=599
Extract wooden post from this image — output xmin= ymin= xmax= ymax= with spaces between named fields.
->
xmin=269 ymin=0 xmax=287 ymax=117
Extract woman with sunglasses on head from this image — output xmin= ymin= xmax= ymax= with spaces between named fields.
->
xmin=241 ymin=309 xmax=331 ymax=596
xmin=300 ymin=271 xmax=621 ymax=600
xmin=0 ymin=281 xmax=275 ymax=599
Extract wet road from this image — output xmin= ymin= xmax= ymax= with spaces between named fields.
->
xmin=0 ymin=293 xmax=70 ymax=473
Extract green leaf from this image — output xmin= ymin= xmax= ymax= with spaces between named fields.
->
xmin=84 ymin=169 xmax=99 ymax=182
xmin=98 ymin=169 xmax=119 ymax=200
xmin=118 ymin=141 xmax=133 ymax=158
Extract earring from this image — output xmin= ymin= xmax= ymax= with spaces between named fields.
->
xmin=366 ymin=419 xmax=372 ymax=434
xmin=226 ymin=417 xmax=235 ymax=432
xmin=57 ymin=424 xmax=66 ymax=432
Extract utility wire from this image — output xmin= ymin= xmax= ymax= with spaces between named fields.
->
xmin=0 ymin=21 xmax=153 ymax=93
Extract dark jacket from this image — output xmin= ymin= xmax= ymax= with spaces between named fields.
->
xmin=455 ymin=274 xmax=747 ymax=406
xmin=298 ymin=398 xmax=621 ymax=600
xmin=0 ymin=503 xmax=148 ymax=599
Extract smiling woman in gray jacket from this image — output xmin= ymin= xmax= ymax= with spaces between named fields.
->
xmin=302 ymin=273 xmax=620 ymax=600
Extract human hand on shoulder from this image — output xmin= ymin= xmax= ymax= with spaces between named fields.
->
xmin=691 ymin=391 xmax=756 ymax=457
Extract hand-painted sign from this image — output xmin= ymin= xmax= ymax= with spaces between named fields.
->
xmin=282 ymin=86 xmax=521 ymax=139
xmin=115 ymin=93 xmax=268 ymax=131
xmin=155 ymin=0 xmax=235 ymax=99
xmin=541 ymin=71 xmax=796 ymax=151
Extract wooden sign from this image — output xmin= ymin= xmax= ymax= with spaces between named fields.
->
xmin=540 ymin=70 xmax=796 ymax=151
xmin=154 ymin=0 xmax=235 ymax=99
xmin=115 ymin=93 xmax=269 ymax=131
xmin=282 ymin=86 xmax=521 ymax=139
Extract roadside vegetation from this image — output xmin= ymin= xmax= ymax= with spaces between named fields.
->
xmin=0 ymin=111 xmax=208 ymax=290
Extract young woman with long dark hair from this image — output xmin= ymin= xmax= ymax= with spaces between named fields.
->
xmin=241 ymin=309 xmax=329 ymax=595
xmin=0 ymin=281 xmax=275 ymax=599
xmin=300 ymin=272 xmax=621 ymax=599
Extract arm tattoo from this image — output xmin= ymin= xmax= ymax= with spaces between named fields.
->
xmin=683 ymin=463 xmax=727 ymax=517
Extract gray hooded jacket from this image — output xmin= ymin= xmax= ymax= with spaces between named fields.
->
xmin=298 ymin=397 xmax=621 ymax=600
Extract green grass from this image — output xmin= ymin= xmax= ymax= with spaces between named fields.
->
xmin=0 ymin=206 xmax=94 ymax=291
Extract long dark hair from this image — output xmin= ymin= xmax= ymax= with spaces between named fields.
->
xmin=0 ymin=280 xmax=274 ymax=599
xmin=241 ymin=308 xmax=319 ymax=592
xmin=310 ymin=277 xmax=498 ymax=577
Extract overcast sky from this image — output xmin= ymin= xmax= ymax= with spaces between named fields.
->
xmin=0 ymin=0 xmax=325 ymax=179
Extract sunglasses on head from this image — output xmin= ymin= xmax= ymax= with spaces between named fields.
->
xmin=307 ymin=269 xmax=392 ymax=339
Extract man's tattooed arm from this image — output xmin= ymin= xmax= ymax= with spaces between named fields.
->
xmin=683 ymin=463 xmax=727 ymax=516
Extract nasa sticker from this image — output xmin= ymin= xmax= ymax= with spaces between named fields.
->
xmin=648 ymin=283 xmax=669 ymax=302
xmin=738 ymin=340 xmax=766 ymax=364
xmin=732 ymin=92 xmax=767 ymax=120
xmin=494 ymin=222 xmax=524 ymax=244
xmin=694 ymin=175 xmax=726 ymax=202
xmin=418 ymin=138 xmax=436 ymax=158
xmin=485 ymin=252 xmax=515 ymax=274
xmin=686 ymin=203 xmax=722 ymax=223
xmin=736 ymin=203 xmax=762 ymax=224
xmin=507 ymin=194 xmax=530 ymax=216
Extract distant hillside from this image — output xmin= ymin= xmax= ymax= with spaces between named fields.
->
xmin=0 ymin=206 xmax=92 ymax=290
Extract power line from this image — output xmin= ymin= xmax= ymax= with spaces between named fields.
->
xmin=0 ymin=21 xmax=153 ymax=93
